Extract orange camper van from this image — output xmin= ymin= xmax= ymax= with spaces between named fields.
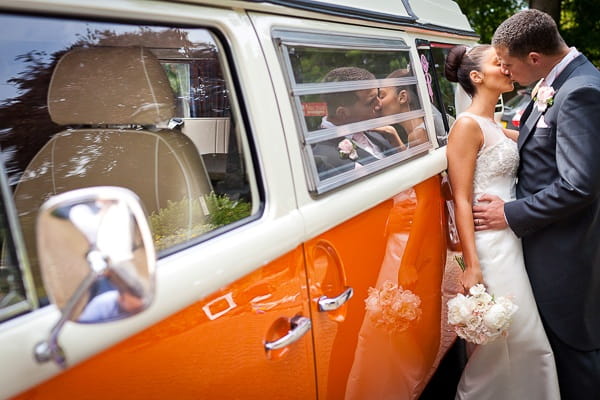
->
xmin=0 ymin=0 xmax=477 ymax=398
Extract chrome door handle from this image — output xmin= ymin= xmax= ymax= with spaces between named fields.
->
xmin=318 ymin=286 xmax=353 ymax=312
xmin=264 ymin=316 xmax=312 ymax=351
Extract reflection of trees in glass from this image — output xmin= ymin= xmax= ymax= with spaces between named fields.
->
xmin=429 ymin=48 xmax=456 ymax=118
xmin=0 ymin=20 xmax=223 ymax=305
xmin=0 ymin=48 xmax=61 ymax=184
xmin=0 ymin=24 xmax=221 ymax=187
xmin=289 ymin=48 xmax=411 ymax=83
xmin=149 ymin=192 xmax=251 ymax=251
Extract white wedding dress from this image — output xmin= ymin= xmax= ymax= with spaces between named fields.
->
xmin=454 ymin=113 xmax=560 ymax=400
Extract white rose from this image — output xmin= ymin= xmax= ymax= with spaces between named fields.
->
xmin=448 ymin=307 xmax=464 ymax=325
xmin=496 ymin=297 xmax=519 ymax=317
xmin=469 ymin=284 xmax=486 ymax=297
xmin=483 ymin=304 xmax=509 ymax=330
xmin=448 ymin=294 xmax=473 ymax=325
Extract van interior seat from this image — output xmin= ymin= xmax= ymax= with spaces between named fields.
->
xmin=14 ymin=46 xmax=213 ymax=273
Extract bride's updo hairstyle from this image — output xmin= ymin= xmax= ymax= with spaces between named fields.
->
xmin=444 ymin=44 xmax=491 ymax=97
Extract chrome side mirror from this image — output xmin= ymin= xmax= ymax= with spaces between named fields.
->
xmin=33 ymin=187 xmax=156 ymax=368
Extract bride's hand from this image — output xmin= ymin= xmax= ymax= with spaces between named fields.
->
xmin=370 ymin=125 xmax=407 ymax=150
xmin=461 ymin=266 xmax=484 ymax=292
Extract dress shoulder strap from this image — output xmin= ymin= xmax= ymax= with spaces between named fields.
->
xmin=455 ymin=112 xmax=503 ymax=151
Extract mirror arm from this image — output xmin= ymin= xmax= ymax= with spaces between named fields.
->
xmin=33 ymin=271 xmax=98 ymax=369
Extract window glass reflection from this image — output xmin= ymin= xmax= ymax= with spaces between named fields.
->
xmin=0 ymin=15 xmax=255 ymax=306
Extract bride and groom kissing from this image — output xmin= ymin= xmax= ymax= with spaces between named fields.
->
xmin=446 ymin=9 xmax=600 ymax=400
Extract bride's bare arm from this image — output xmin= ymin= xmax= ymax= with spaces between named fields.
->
xmin=447 ymin=117 xmax=484 ymax=290
xmin=502 ymin=127 xmax=519 ymax=142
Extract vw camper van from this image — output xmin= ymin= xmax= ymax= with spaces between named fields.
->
xmin=0 ymin=0 xmax=477 ymax=398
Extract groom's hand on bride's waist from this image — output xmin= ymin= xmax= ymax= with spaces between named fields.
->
xmin=472 ymin=194 xmax=508 ymax=231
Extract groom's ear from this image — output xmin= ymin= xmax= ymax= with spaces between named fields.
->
xmin=335 ymin=105 xmax=351 ymax=122
xmin=527 ymin=52 xmax=542 ymax=65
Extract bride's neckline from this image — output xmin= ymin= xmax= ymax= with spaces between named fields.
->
xmin=460 ymin=112 xmax=497 ymax=122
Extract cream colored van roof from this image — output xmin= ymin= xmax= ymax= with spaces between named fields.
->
xmin=243 ymin=0 xmax=477 ymax=36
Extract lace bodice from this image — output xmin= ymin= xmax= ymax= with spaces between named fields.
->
xmin=457 ymin=113 xmax=519 ymax=201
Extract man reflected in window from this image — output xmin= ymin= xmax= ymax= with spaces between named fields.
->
xmin=313 ymin=67 xmax=404 ymax=180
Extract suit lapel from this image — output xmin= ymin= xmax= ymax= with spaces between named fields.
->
xmin=518 ymin=54 xmax=588 ymax=151
xmin=519 ymin=102 xmax=541 ymax=151
xmin=354 ymin=145 xmax=372 ymax=160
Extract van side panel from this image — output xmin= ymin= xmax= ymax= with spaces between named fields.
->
xmin=12 ymin=248 xmax=317 ymax=400
xmin=305 ymin=176 xmax=447 ymax=399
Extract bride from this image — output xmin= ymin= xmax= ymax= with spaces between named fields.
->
xmin=444 ymin=44 xmax=560 ymax=399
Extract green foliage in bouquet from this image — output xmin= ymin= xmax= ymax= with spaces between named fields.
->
xmin=148 ymin=192 xmax=251 ymax=250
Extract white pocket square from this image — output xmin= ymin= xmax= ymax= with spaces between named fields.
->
xmin=536 ymin=115 xmax=549 ymax=128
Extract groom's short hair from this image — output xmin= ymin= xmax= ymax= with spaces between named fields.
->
xmin=492 ymin=9 xmax=566 ymax=58
xmin=321 ymin=67 xmax=376 ymax=116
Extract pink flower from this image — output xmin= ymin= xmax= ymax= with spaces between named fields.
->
xmin=364 ymin=280 xmax=422 ymax=334
xmin=338 ymin=138 xmax=358 ymax=160
xmin=534 ymin=85 xmax=555 ymax=112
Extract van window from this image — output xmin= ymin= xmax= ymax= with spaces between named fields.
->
xmin=274 ymin=31 xmax=433 ymax=193
xmin=0 ymin=15 xmax=257 ymax=306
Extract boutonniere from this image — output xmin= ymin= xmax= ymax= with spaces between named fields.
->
xmin=338 ymin=138 xmax=358 ymax=160
xmin=532 ymin=79 xmax=555 ymax=112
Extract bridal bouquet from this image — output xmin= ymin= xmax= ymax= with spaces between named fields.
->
xmin=365 ymin=280 xmax=422 ymax=334
xmin=447 ymin=283 xmax=518 ymax=345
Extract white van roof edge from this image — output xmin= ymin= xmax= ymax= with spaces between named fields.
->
xmin=245 ymin=0 xmax=478 ymax=38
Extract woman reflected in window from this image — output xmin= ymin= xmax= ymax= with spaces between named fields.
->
xmin=379 ymin=69 xmax=429 ymax=147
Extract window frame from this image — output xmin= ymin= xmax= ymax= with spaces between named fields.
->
xmin=415 ymin=39 xmax=453 ymax=146
xmin=273 ymin=29 xmax=433 ymax=194
xmin=0 ymin=160 xmax=38 ymax=321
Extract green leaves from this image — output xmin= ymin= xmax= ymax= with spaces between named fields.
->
xmin=148 ymin=192 xmax=251 ymax=250
xmin=454 ymin=255 xmax=466 ymax=272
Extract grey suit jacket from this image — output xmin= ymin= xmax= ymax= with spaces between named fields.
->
xmin=312 ymin=131 xmax=398 ymax=180
xmin=505 ymin=54 xmax=600 ymax=350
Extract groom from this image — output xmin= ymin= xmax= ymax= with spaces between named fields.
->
xmin=473 ymin=9 xmax=600 ymax=399
xmin=312 ymin=67 xmax=402 ymax=180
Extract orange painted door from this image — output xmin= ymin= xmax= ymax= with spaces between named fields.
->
xmin=12 ymin=248 xmax=316 ymax=400
xmin=305 ymin=176 xmax=447 ymax=399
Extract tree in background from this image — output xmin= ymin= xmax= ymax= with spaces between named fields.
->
xmin=455 ymin=0 xmax=527 ymax=43
xmin=530 ymin=0 xmax=561 ymax=21
xmin=456 ymin=0 xmax=600 ymax=67
xmin=560 ymin=0 xmax=600 ymax=67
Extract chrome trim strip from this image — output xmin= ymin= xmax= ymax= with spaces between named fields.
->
xmin=292 ymin=77 xmax=417 ymax=96
xmin=0 ymin=160 xmax=38 ymax=316
xmin=0 ymin=301 xmax=32 ymax=321
xmin=257 ymin=1 xmax=477 ymax=37
xmin=274 ymin=29 xmax=408 ymax=49
xmin=256 ymin=1 xmax=416 ymax=25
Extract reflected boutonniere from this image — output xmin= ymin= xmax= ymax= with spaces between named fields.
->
xmin=532 ymin=79 xmax=555 ymax=112
xmin=338 ymin=138 xmax=358 ymax=160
